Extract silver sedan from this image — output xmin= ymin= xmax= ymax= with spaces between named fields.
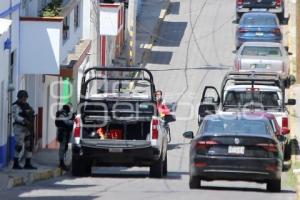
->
xmin=234 ymin=42 xmax=291 ymax=77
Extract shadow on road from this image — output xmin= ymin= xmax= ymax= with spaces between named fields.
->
xmin=169 ymin=2 xmax=180 ymax=15
xmin=167 ymin=142 xmax=187 ymax=151
xmin=155 ymin=21 xmax=188 ymax=47
xmin=199 ymin=185 xmax=295 ymax=194
xmin=148 ymin=51 xmax=173 ymax=65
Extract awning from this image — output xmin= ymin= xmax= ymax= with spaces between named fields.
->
xmin=0 ymin=18 xmax=12 ymax=36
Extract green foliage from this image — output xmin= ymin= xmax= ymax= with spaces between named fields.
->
xmin=40 ymin=0 xmax=63 ymax=17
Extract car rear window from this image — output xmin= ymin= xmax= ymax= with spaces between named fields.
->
xmin=204 ymin=119 xmax=268 ymax=136
xmin=241 ymin=46 xmax=282 ymax=57
xmin=241 ymin=15 xmax=277 ymax=26
xmin=224 ymin=91 xmax=281 ymax=108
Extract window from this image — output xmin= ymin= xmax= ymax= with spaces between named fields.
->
xmin=74 ymin=4 xmax=80 ymax=29
xmin=9 ymin=51 xmax=15 ymax=83
xmin=204 ymin=119 xmax=268 ymax=136
xmin=241 ymin=46 xmax=282 ymax=57
xmin=63 ymin=16 xmax=69 ymax=41
xmin=224 ymin=91 xmax=281 ymax=109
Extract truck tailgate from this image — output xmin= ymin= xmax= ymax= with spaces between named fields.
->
xmin=240 ymin=56 xmax=284 ymax=73
xmin=243 ymin=0 xmax=276 ymax=8
xmin=81 ymin=139 xmax=152 ymax=149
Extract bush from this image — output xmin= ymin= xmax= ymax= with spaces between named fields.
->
xmin=40 ymin=0 xmax=63 ymax=17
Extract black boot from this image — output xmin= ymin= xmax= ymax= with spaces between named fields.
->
xmin=59 ymin=160 xmax=69 ymax=171
xmin=23 ymin=158 xmax=37 ymax=170
xmin=12 ymin=158 xmax=23 ymax=169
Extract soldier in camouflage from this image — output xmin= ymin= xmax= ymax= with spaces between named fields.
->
xmin=12 ymin=90 xmax=37 ymax=170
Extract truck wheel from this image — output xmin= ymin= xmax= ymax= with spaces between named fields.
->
xmin=284 ymin=142 xmax=291 ymax=161
xmin=72 ymin=156 xmax=91 ymax=177
xmin=150 ymin=155 xmax=164 ymax=178
xmin=278 ymin=10 xmax=285 ymax=23
xmin=266 ymin=179 xmax=281 ymax=192
xmin=189 ymin=176 xmax=201 ymax=189
xmin=163 ymin=153 xmax=168 ymax=176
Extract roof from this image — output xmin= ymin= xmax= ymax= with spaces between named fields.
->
xmin=225 ymin=84 xmax=282 ymax=92
xmin=0 ymin=18 xmax=12 ymax=36
xmin=205 ymin=112 xmax=273 ymax=121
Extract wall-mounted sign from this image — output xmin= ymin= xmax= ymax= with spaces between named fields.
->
xmin=4 ymin=38 xmax=11 ymax=50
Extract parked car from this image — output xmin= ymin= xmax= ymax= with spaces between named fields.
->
xmin=184 ymin=112 xmax=284 ymax=192
xmin=236 ymin=12 xmax=282 ymax=49
xmin=236 ymin=0 xmax=285 ymax=21
xmin=72 ymin=67 xmax=168 ymax=178
xmin=234 ymin=42 xmax=291 ymax=77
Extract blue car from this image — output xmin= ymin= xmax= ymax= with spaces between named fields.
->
xmin=236 ymin=12 xmax=282 ymax=49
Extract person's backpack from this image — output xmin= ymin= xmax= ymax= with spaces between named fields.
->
xmin=55 ymin=110 xmax=65 ymax=128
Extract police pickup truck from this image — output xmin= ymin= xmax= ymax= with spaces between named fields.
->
xmin=71 ymin=67 xmax=168 ymax=178
xmin=198 ymin=72 xmax=296 ymax=161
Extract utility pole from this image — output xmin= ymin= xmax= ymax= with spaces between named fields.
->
xmin=296 ymin=0 xmax=300 ymax=83
xmin=127 ymin=0 xmax=137 ymax=67
xmin=91 ymin=0 xmax=101 ymax=67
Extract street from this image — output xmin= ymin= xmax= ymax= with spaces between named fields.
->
xmin=0 ymin=0 xmax=296 ymax=199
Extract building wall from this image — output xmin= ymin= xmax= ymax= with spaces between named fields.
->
xmin=42 ymin=75 xmax=60 ymax=148
xmin=20 ymin=19 xmax=62 ymax=74
xmin=0 ymin=29 xmax=10 ymax=168
xmin=0 ymin=0 xmax=20 ymax=168
xmin=82 ymin=0 xmax=91 ymax=40
xmin=61 ymin=1 xmax=83 ymax=64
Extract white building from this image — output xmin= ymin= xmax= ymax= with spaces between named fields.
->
xmin=19 ymin=0 xmax=92 ymax=149
xmin=0 ymin=0 xmax=21 ymax=168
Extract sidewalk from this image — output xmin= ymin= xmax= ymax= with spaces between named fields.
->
xmin=0 ymin=0 xmax=170 ymax=191
xmin=0 ymin=148 xmax=71 ymax=191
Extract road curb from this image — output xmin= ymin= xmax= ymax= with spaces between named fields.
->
xmin=6 ymin=167 xmax=64 ymax=189
xmin=140 ymin=0 xmax=171 ymax=65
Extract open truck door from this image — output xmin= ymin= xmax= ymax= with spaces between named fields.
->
xmin=198 ymin=86 xmax=220 ymax=125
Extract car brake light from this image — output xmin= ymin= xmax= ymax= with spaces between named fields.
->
xmin=239 ymin=28 xmax=247 ymax=33
xmin=194 ymin=162 xmax=208 ymax=168
xmin=257 ymin=143 xmax=277 ymax=152
xmin=237 ymin=0 xmax=244 ymax=6
xmin=272 ymin=28 xmax=281 ymax=35
xmin=276 ymin=0 xmax=281 ymax=6
xmin=152 ymin=119 xmax=159 ymax=139
xmin=74 ymin=117 xmax=81 ymax=138
xmin=282 ymin=117 xmax=288 ymax=128
xmin=196 ymin=140 xmax=218 ymax=149
xmin=265 ymin=163 xmax=278 ymax=172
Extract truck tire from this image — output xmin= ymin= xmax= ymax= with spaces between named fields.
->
xmin=189 ymin=176 xmax=201 ymax=189
xmin=266 ymin=179 xmax=281 ymax=192
xmin=150 ymin=154 xmax=165 ymax=178
xmin=72 ymin=155 xmax=91 ymax=177
xmin=284 ymin=142 xmax=291 ymax=161
xmin=278 ymin=10 xmax=285 ymax=23
xmin=163 ymin=153 xmax=168 ymax=176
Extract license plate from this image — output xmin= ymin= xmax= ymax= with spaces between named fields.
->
xmin=252 ymin=8 xmax=267 ymax=11
xmin=109 ymin=148 xmax=123 ymax=153
xmin=252 ymin=64 xmax=267 ymax=68
xmin=228 ymin=146 xmax=245 ymax=155
xmin=256 ymin=32 xmax=264 ymax=36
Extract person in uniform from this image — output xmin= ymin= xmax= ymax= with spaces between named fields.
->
xmin=12 ymin=90 xmax=37 ymax=170
xmin=55 ymin=103 xmax=74 ymax=170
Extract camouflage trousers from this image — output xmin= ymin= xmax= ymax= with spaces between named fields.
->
xmin=14 ymin=124 xmax=32 ymax=159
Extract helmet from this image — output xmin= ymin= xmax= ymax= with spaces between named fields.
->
xmin=17 ymin=90 xmax=28 ymax=99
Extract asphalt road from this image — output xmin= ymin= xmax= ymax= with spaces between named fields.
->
xmin=0 ymin=0 xmax=296 ymax=199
